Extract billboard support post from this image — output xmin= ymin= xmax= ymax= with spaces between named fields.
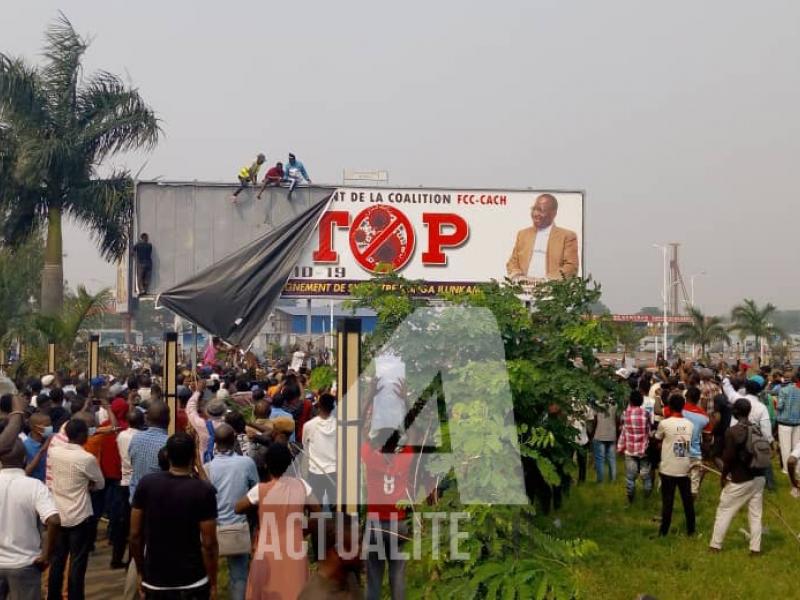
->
xmin=163 ymin=332 xmax=178 ymax=435
xmin=336 ymin=318 xmax=361 ymax=513
xmin=47 ymin=341 xmax=56 ymax=374
xmin=88 ymin=335 xmax=100 ymax=381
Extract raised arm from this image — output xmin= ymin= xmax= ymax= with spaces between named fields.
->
xmin=186 ymin=391 xmax=206 ymax=433
xmin=0 ymin=395 xmax=27 ymax=455
xmin=721 ymin=377 xmax=739 ymax=405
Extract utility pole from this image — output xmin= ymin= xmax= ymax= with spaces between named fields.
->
xmin=654 ymin=244 xmax=668 ymax=359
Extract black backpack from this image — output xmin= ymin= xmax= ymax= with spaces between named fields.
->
xmin=745 ymin=422 xmax=772 ymax=470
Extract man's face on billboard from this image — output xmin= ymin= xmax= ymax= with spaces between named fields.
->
xmin=531 ymin=195 xmax=557 ymax=229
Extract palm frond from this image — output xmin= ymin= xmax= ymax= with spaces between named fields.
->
xmin=65 ymin=172 xmax=133 ymax=261
xmin=41 ymin=12 xmax=87 ymax=121
xmin=61 ymin=285 xmax=112 ymax=342
xmin=77 ymin=70 xmax=160 ymax=162
xmin=0 ymin=54 xmax=49 ymax=129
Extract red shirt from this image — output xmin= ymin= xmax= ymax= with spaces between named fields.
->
xmin=664 ymin=403 xmax=712 ymax=433
xmin=177 ymin=408 xmax=189 ymax=433
xmin=98 ymin=421 xmax=122 ymax=480
xmin=263 ymin=165 xmax=284 ymax=182
xmin=295 ymin=399 xmax=314 ymax=442
xmin=361 ymin=443 xmax=414 ymax=520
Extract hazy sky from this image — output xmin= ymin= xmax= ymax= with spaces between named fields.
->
xmin=3 ymin=1 xmax=799 ymax=315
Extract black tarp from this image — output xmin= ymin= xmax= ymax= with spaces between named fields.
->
xmin=158 ymin=192 xmax=333 ymax=346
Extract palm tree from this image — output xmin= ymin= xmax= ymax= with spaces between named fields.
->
xmin=674 ymin=307 xmax=730 ymax=358
xmin=7 ymin=285 xmax=112 ymax=374
xmin=0 ymin=14 xmax=159 ymax=314
xmin=729 ymin=299 xmax=785 ymax=363
xmin=611 ymin=322 xmax=646 ymax=362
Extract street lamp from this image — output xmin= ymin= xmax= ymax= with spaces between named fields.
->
xmin=653 ymin=244 xmax=668 ymax=361
xmin=689 ymin=271 xmax=706 ymax=308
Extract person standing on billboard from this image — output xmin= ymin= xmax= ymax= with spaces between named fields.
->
xmin=506 ymin=193 xmax=579 ymax=282
xmin=284 ymin=152 xmax=311 ymax=198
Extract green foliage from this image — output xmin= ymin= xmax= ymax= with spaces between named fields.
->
xmin=610 ymin=322 xmax=647 ymax=356
xmin=7 ymin=285 xmax=111 ymax=376
xmin=673 ymin=307 xmax=730 ymax=358
xmin=308 ymin=364 xmax=335 ymax=392
xmin=407 ymin=488 xmax=598 ymax=599
xmin=351 ymin=275 xmax=619 ymax=598
xmin=0 ymin=236 xmax=43 ymax=341
xmin=0 ymin=13 xmax=159 ymax=311
xmin=729 ymin=299 xmax=785 ymax=349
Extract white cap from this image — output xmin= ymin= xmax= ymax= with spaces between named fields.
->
xmin=41 ymin=374 xmax=55 ymax=387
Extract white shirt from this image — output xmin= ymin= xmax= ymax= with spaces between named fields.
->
xmin=48 ymin=442 xmax=105 ymax=527
xmin=655 ymin=417 xmax=694 ymax=477
xmin=527 ymin=225 xmax=552 ymax=280
xmin=0 ymin=468 xmax=59 ymax=568
xmin=116 ymin=428 xmax=137 ymax=487
xmin=721 ymin=378 xmax=774 ymax=442
xmin=301 ymin=415 xmax=337 ymax=475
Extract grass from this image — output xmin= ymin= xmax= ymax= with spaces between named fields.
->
xmin=535 ymin=461 xmax=800 ymax=600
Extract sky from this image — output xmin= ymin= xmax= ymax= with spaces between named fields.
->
xmin=2 ymin=0 xmax=799 ymax=315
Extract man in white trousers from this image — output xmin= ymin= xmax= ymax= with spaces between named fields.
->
xmin=709 ymin=399 xmax=766 ymax=554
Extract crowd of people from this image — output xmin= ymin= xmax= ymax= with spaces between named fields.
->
xmin=578 ymin=359 xmax=800 ymax=554
xmin=0 ymin=358 xmax=414 ymax=600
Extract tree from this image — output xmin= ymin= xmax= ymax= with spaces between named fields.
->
xmin=729 ymin=299 xmax=785 ymax=363
xmin=673 ymin=307 xmax=730 ymax=358
xmin=0 ymin=14 xmax=159 ymax=314
xmin=611 ymin=322 xmax=646 ymax=361
xmin=637 ymin=306 xmax=661 ymax=317
xmin=350 ymin=276 xmax=622 ymax=597
xmin=7 ymin=285 xmax=111 ymax=378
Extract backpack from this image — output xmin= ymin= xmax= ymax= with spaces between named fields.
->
xmin=745 ymin=422 xmax=772 ymax=470
xmin=203 ymin=420 xmax=216 ymax=464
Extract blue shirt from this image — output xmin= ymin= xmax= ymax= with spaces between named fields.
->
xmin=128 ymin=427 xmax=168 ymax=501
xmin=285 ymin=160 xmax=309 ymax=181
xmin=681 ymin=409 xmax=709 ymax=459
xmin=777 ymin=385 xmax=800 ymax=426
xmin=23 ymin=437 xmax=46 ymax=482
xmin=205 ymin=452 xmax=259 ymax=525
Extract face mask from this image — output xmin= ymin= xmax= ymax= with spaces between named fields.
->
xmin=41 ymin=426 xmax=54 ymax=438
xmin=88 ymin=427 xmax=97 ymax=436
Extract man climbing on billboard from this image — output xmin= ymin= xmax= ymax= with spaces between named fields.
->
xmin=230 ymin=153 xmax=266 ymax=202
xmin=132 ymin=233 xmax=153 ymax=296
xmin=256 ymin=161 xmax=285 ymax=199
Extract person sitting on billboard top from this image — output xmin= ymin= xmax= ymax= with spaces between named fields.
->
xmin=257 ymin=162 xmax=284 ymax=199
xmin=230 ymin=153 xmax=266 ymax=203
xmin=284 ymin=153 xmax=311 ymax=198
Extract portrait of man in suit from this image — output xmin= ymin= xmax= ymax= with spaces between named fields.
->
xmin=505 ymin=193 xmax=579 ymax=282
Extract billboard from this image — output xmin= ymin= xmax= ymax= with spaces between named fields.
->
xmin=282 ymin=187 xmax=584 ymax=297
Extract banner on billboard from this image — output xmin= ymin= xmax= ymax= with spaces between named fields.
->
xmin=281 ymin=187 xmax=584 ymax=297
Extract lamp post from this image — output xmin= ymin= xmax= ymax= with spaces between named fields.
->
xmin=688 ymin=271 xmax=706 ymax=358
xmin=653 ymin=244 xmax=668 ymax=361
xmin=689 ymin=271 xmax=706 ymax=308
